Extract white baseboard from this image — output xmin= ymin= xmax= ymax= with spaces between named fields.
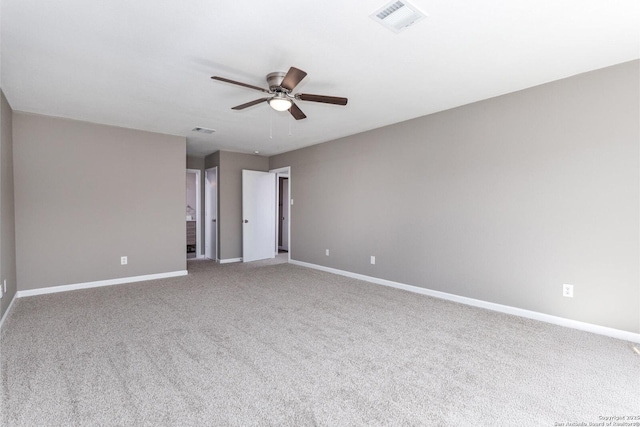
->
xmin=290 ymin=260 xmax=640 ymax=344
xmin=219 ymin=258 xmax=242 ymax=264
xmin=0 ymin=293 xmax=18 ymax=330
xmin=16 ymin=270 xmax=189 ymax=298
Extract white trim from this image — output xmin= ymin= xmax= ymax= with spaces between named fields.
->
xmin=219 ymin=257 xmax=242 ymax=264
xmin=0 ymin=293 xmax=18 ymax=330
xmin=16 ymin=270 xmax=188 ymax=298
xmin=290 ymin=260 xmax=640 ymax=344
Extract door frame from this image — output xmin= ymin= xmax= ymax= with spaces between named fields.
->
xmin=186 ymin=169 xmax=202 ymax=259
xmin=270 ymin=166 xmax=291 ymax=262
xmin=205 ymin=166 xmax=218 ymax=261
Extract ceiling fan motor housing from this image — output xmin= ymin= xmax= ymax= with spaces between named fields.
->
xmin=267 ymin=72 xmax=288 ymax=93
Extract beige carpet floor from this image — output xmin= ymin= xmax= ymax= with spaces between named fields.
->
xmin=1 ymin=258 xmax=639 ymax=426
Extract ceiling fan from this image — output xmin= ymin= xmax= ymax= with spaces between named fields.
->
xmin=211 ymin=67 xmax=348 ymax=120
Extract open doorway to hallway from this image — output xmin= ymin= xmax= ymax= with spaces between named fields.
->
xmin=278 ymin=176 xmax=289 ymax=252
xmin=186 ymin=169 xmax=201 ymax=259
xmin=271 ymin=166 xmax=291 ymax=262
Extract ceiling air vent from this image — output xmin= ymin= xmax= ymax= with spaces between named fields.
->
xmin=192 ymin=127 xmax=215 ymax=134
xmin=370 ymin=1 xmax=426 ymax=33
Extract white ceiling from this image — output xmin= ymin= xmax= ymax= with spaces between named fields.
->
xmin=2 ymin=0 xmax=639 ymax=157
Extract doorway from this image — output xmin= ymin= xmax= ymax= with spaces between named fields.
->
xmin=271 ymin=166 xmax=291 ymax=262
xmin=186 ymin=169 xmax=201 ymax=259
xmin=278 ymin=177 xmax=289 ymax=252
xmin=242 ymin=170 xmax=276 ymax=262
xmin=205 ymin=167 xmax=218 ymax=261
xmin=240 ymin=167 xmax=291 ymax=263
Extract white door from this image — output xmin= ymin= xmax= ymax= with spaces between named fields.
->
xmin=205 ymin=167 xmax=218 ymax=261
xmin=281 ymin=178 xmax=289 ymax=251
xmin=242 ymin=170 xmax=276 ymax=262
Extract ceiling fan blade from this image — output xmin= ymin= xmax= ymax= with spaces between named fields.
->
xmin=297 ymin=93 xmax=348 ymax=106
xmin=232 ymin=98 xmax=270 ymax=110
xmin=211 ymin=76 xmax=270 ymax=94
xmin=280 ymin=67 xmax=307 ymax=92
xmin=289 ymin=102 xmax=307 ymax=120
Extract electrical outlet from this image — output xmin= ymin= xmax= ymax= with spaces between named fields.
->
xmin=3 ymin=279 xmax=6 ymax=293
xmin=121 ymin=256 xmax=128 ymax=265
xmin=325 ymin=249 xmax=330 ymax=256
xmin=370 ymin=256 xmax=376 ymax=265
xmin=563 ymin=284 xmax=574 ymax=298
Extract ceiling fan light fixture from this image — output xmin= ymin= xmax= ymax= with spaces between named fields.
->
xmin=269 ymin=97 xmax=292 ymax=112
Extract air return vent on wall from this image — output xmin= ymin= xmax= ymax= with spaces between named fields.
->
xmin=370 ymin=1 xmax=426 ymax=33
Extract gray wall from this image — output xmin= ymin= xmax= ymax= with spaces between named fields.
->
xmin=13 ymin=113 xmax=186 ymax=291
xmin=204 ymin=151 xmax=219 ymax=171
xmin=187 ymin=156 xmax=205 ymax=171
xmin=270 ymin=60 xmax=640 ymax=333
xmin=1 ymin=91 xmax=17 ymax=318
xmin=206 ymin=151 xmax=268 ymax=260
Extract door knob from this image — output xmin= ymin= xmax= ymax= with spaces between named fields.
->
xmin=244 ymin=219 xmax=249 ymax=223
xmin=212 ymin=219 xmax=216 ymax=222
